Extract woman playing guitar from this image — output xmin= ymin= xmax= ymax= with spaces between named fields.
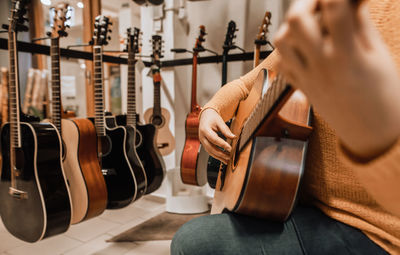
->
xmin=172 ymin=0 xmax=400 ymax=254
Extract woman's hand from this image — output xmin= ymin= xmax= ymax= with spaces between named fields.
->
xmin=199 ymin=108 xmax=236 ymax=164
xmin=274 ymin=0 xmax=400 ymax=160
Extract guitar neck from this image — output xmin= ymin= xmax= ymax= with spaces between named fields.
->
xmin=50 ymin=37 xmax=62 ymax=134
xmin=190 ymin=52 xmax=198 ymax=111
xmin=253 ymin=44 xmax=261 ymax=68
xmin=126 ymin=50 xmax=137 ymax=127
xmin=152 ymin=68 xmax=162 ymax=117
xmin=93 ymin=46 xmax=106 ymax=137
xmin=239 ymin=74 xmax=294 ymax=152
xmin=221 ymin=49 xmax=229 ymax=86
xmin=8 ymin=31 xmax=21 ymax=149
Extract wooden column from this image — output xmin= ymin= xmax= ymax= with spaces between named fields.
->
xmin=83 ymin=0 xmax=102 ymax=117
xmin=29 ymin=0 xmax=47 ymax=70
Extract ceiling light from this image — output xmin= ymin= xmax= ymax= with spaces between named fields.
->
xmin=40 ymin=0 xmax=51 ymax=6
xmin=77 ymin=2 xmax=84 ymax=8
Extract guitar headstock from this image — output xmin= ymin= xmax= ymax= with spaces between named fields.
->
xmin=223 ymin=21 xmax=237 ymax=50
xmin=255 ymin=11 xmax=272 ymax=45
xmin=9 ymin=0 xmax=29 ymax=33
xmin=91 ymin=15 xmax=112 ymax=46
xmin=151 ymin=35 xmax=163 ymax=66
xmin=126 ymin=27 xmax=141 ymax=54
xmin=50 ymin=3 xmax=71 ymax=38
xmin=193 ymin=25 xmax=206 ymax=52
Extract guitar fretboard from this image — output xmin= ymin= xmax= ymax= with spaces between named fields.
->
xmin=8 ymin=31 xmax=21 ymax=149
xmin=50 ymin=37 xmax=62 ymax=134
xmin=239 ymin=74 xmax=292 ymax=151
xmin=126 ymin=50 xmax=137 ymax=127
xmin=152 ymin=68 xmax=161 ymax=118
xmin=93 ymin=46 xmax=105 ymax=137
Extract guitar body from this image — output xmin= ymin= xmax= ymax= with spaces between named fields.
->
xmin=144 ymin=107 xmax=175 ymax=156
xmin=97 ymin=116 xmax=137 ymax=209
xmin=212 ymin=69 xmax=312 ymax=221
xmin=116 ymin=114 xmax=165 ymax=195
xmin=180 ymin=109 xmax=207 ymax=186
xmin=106 ymin=115 xmax=147 ymax=199
xmin=0 ymin=121 xmax=71 ymax=242
xmin=61 ymin=118 xmax=107 ymax=223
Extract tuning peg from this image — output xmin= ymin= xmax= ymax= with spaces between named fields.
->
xmin=46 ymin=31 xmax=52 ymax=37
xmin=107 ymin=36 xmax=111 ymax=41
xmin=66 ymin=24 xmax=70 ymax=28
xmin=108 ymin=29 xmax=112 ymax=33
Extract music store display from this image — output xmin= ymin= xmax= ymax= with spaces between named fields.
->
xmin=0 ymin=0 xmax=287 ymax=243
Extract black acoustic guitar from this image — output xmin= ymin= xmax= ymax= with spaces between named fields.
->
xmin=207 ymin=21 xmax=238 ymax=188
xmin=116 ymin=27 xmax=165 ymax=195
xmin=0 ymin=0 xmax=71 ymax=242
xmin=90 ymin=16 xmax=140 ymax=209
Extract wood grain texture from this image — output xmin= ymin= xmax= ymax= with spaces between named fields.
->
xmin=71 ymin=118 xmax=107 ymax=220
xmin=212 ymin=69 xmax=312 ymax=220
xmin=144 ymin=107 xmax=175 ymax=156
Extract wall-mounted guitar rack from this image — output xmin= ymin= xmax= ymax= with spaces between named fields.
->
xmin=0 ymin=38 xmax=272 ymax=68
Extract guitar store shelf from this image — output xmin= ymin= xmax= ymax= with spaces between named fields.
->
xmin=0 ymin=38 xmax=272 ymax=68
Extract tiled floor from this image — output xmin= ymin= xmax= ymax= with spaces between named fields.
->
xmin=0 ymin=196 xmax=170 ymax=255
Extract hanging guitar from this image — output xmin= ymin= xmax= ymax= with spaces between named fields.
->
xmin=0 ymin=0 xmax=72 ymax=242
xmin=90 ymin=15 xmax=142 ymax=209
xmin=180 ymin=25 xmax=209 ymax=186
xmin=206 ymin=20 xmax=239 ymax=188
xmin=144 ymin=35 xmax=176 ymax=156
xmin=46 ymin=3 xmax=107 ymax=224
xmin=116 ymin=28 xmax=165 ymax=195
xmin=254 ymin=11 xmax=272 ymax=67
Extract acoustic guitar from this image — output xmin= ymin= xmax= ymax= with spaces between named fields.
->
xmin=90 ymin=15 xmax=141 ymax=209
xmin=211 ymin=69 xmax=312 ymax=221
xmin=180 ymin=26 xmax=208 ymax=186
xmin=0 ymin=0 xmax=72 ymax=242
xmin=206 ymin=21 xmax=239 ymax=188
xmin=254 ymin=11 xmax=272 ymax=67
xmin=116 ymin=28 xmax=165 ymax=195
xmin=47 ymin=4 xmax=107 ymax=224
xmin=1 ymin=68 xmax=8 ymax=124
xmin=144 ymin=35 xmax=176 ymax=156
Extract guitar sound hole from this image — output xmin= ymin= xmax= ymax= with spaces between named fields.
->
xmin=152 ymin=116 xmax=163 ymax=127
xmin=100 ymin=136 xmax=112 ymax=157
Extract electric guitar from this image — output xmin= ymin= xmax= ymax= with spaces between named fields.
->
xmin=116 ymin=28 xmax=165 ymax=195
xmin=212 ymin=70 xmax=312 ymax=221
xmin=206 ymin=21 xmax=238 ymax=188
xmin=0 ymin=0 xmax=72 ymax=242
xmin=90 ymin=15 xmax=140 ymax=209
xmin=47 ymin=4 xmax=107 ymax=224
xmin=180 ymin=26 xmax=208 ymax=186
xmin=144 ymin=35 xmax=176 ymax=156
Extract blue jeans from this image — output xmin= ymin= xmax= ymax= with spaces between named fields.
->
xmin=171 ymin=205 xmax=388 ymax=255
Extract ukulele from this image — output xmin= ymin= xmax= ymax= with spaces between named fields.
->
xmin=180 ymin=26 xmax=208 ymax=186
xmin=211 ymin=70 xmax=312 ymax=221
xmin=0 ymin=0 xmax=71 ymax=242
xmin=47 ymin=3 xmax=107 ymax=224
xmin=144 ymin=35 xmax=176 ymax=156
xmin=206 ymin=21 xmax=238 ymax=188
xmin=90 ymin=15 xmax=141 ymax=209
xmin=254 ymin=11 xmax=272 ymax=67
xmin=116 ymin=28 xmax=165 ymax=195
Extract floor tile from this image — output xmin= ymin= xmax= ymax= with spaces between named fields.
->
xmin=6 ymin=235 xmax=82 ymax=255
xmin=100 ymin=206 xmax=150 ymax=225
xmin=107 ymin=217 xmax=148 ymax=236
xmin=65 ymin=217 xmax=121 ymax=242
xmin=0 ymin=231 xmax=26 ymax=253
xmin=63 ymin=234 xmax=136 ymax=255
xmin=133 ymin=197 xmax=165 ymax=212
xmin=123 ymin=241 xmax=171 ymax=255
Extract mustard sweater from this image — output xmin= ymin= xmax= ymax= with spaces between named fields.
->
xmin=202 ymin=1 xmax=400 ymax=253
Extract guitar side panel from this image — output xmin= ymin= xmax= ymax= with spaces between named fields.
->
xmin=69 ymin=118 xmax=107 ymax=221
xmin=102 ymin=124 xmax=137 ymax=209
xmin=136 ymin=124 xmax=165 ymax=194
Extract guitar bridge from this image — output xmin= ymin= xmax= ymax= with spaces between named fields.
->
xmin=9 ymin=187 xmax=28 ymax=200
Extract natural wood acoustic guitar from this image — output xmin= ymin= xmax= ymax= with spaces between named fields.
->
xmin=144 ymin=35 xmax=176 ymax=156
xmin=180 ymin=26 xmax=208 ymax=186
xmin=46 ymin=4 xmax=107 ymax=224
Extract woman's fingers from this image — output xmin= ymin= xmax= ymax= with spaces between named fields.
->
xmin=205 ymin=128 xmax=232 ymax=153
xmin=201 ymin=138 xmax=230 ymax=165
xmin=215 ymin=118 xmax=236 ymax=140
